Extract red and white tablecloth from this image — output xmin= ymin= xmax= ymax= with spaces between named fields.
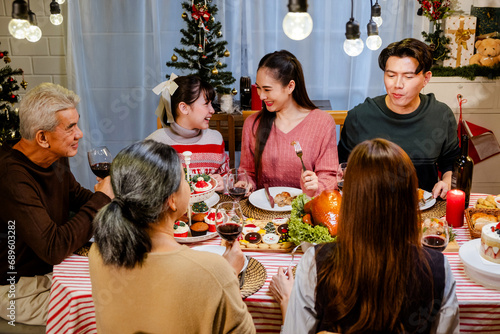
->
xmin=46 ymin=194 xmax=500 ymax=334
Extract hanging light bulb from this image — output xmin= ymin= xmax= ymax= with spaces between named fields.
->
xmin=282 ymin=0 xmax=313 ymax=41
xmin=56 ymin=0 xmax=65 ymax=4
xmin=26 ymin=10 xmax=42 ymax=43
xmin=8 ymin=0 xmax=29 ymax=40
xmin=344 ymin=18 xmax=364 ymax=57
xmin=371 ymin=1 xmax=382 ymax=27
xmin=366 ymin=19 xmax=382 ymax=51
xmin=50 ymin=0 xmax=63 ymax=25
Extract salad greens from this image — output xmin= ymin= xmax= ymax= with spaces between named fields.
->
xmin=288 ymin=194 xmax=336 ymax=245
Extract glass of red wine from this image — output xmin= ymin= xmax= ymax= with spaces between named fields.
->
xmin=421 ymin=218 xmax=449 ymax=252
xmin=215 ymin=201 xmax=244 ymax=245
xmin=337 ymin=162 xmax=347 ymax=192
xmin=225 ymin=168 xmax=249 ymax=205
xmin=88 ymin=146 xmax=113 ymax=179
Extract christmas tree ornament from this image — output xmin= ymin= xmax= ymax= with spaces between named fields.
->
xmin=217 ymin=31 xmax=222 ymax=37
xmin=0 ymin=85 xmax=3 ymax=92
xmin=0 ymin=52 xmax=4 ymax=59
xmin=211 ymin=66 xmax=218 ymax=75
xmin=198 ymin=20 xmax=204 ymax=28
xmin=197 ymin=45 xmax=203 ymax=53
xmin=211 ymin=16 xmax=215 ymax=22
xmin=202 ymin=55 xmax=207 ymax=59
xmin=224 ymin=50 xmax=230 ymax=57
xmin=217 ymin=61 xmax=222 ymax=67
xmin=20 ymin=80 xmax=27 ymax=89
xmin=8 ymin=77 xmax=14 ymax=82
xmin=4 ymin=56 xmax=11 ymax=63
xmin=171 ymin=54 xmax=178 ymax=62
xmin=182 ymin=12 xmax=187 ymax=19
xmin=231 ymin=88 xmax=237 ymax=95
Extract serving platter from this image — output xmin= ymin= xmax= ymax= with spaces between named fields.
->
xmin=249 ymin=187 xmax=302 ymax=212
xmin=189 ymin=178 xmax=218 ymax=204
xmin=459 ymin=239 xmax=500 ymax=290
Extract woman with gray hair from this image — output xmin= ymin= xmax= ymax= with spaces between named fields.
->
xmin=88 ymin=140 xmax=255 ymax=334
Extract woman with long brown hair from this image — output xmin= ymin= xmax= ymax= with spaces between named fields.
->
xmin=270 ymin=138 xmax=458 ymax=333
xmin=239 ymin=50 xmax=338 ymax=197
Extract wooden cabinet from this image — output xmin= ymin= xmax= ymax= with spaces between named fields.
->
xmin=422 ymin=77 xmax=500 ymax=194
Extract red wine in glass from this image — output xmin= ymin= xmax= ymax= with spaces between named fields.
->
xmin=422 ymin=235 xmax=448 ymax=252
xmin=216 ymin=223 xmax=243 ymax=242
xmin=91 ymin=162 xmax=111 ymax=178
xmin=229 ymin=187 xmax=246 ymax=202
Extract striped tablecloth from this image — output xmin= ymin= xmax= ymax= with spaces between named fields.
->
xmin=46 ymin=193 xmax=500 ymax=334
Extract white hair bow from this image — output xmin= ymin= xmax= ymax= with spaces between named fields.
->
xmin=153 ymin=73 xmax=179 ymax=127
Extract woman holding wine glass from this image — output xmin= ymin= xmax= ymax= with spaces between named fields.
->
xmin=147 ymin=75 xmax=228 ymax=191
xmin=270 ymin=138 xmax=458 ymax=333
xmin=239 ymin=50 xmax=338 ymax=197
xmin=89 ymin=140 xmax=255 ymax=333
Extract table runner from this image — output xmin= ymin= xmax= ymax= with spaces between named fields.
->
xmin=46 ymin=193 xmax=500 ymax=333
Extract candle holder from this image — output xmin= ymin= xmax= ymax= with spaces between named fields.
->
xmin=446 ymin=189 xmax=465 ymax=227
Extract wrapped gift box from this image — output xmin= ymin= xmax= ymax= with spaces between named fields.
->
xmin=471 ymin=0 xmax=500 ymax=37
xmin=443 ymin=15 xmax=477 ymax=67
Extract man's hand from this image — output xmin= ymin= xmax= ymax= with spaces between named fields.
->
xmin=432 ymin=171 xmax=452 ymax=199
xmin=95 ymin=176 xmax=114 ymax=199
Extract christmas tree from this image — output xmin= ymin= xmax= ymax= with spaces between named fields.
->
xmin=0 ymin=45 xmax=26 ymax=146
xmin=166 ymin=0 xmax=236 ymax=95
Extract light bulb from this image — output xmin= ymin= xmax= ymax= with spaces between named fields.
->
xmin=50 ymin=13 xmax=63 ymax=25
xmin=26 ymin=25 xmax=42 ymax=42
xmin=56 ymin=0 xmax=65 ymax=3
xmin=343 ymin=38 xmax=364 ymax=57
xmin=372 ymin=16 xmax=383 ymax=27
xmin=366 ymin=35 xmax=382 ymax=50
xmin=282 ymin=12 xmax=313 ymax=40
xmin=8 ymin=19 xmax=29 ymax=39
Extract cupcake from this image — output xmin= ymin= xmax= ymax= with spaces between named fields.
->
xmin=193 ymin=176 xmax=212 ymax=193
xmin=190 ymin=222 xmax=209 ymax=236
xmin=173 ymin=221 xmax=189 ymax=238
xmin=204 ymin=209 xmax=224 ymax=232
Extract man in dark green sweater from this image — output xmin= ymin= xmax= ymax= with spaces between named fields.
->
xmin=339 ymin=38 xmax=459 ymax=198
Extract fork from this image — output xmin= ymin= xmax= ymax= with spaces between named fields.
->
xmin=293 ymin=141 xmax=306 ymax=172
xmin=284 ymin=242 xmax=303 ymax=276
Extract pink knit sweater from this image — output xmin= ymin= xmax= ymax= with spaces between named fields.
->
xmin=240 ymin=109 xmax=338 ymax=196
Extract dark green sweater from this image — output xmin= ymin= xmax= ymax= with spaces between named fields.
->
xmin=338 ymin=93 xmax=460 ymax=192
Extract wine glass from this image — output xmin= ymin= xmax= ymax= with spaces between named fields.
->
xmin=337 ymin=162 xmax=347 ymax=192
xmin=88 ymin=146 xmax=113 ymax=178
xmin=225 ymin=168 xmax=249 ymax=204
xmin=215 ymin=201 xmax=245 ymax=245
xmin=421 ymin=218 xmax=449 ymax=252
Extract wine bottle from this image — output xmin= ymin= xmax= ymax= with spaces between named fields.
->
xmin=451 ymin=134 xmax=474 ymax=208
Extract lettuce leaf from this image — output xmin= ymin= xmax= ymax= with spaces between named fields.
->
xmin=288 ymin=194 xmax=335 ymax=245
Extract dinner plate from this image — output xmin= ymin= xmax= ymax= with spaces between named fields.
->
xmin=249 ymin=187 xmax=302 ymax=212
xmin=204 ymin=192 xmax=220 ymax=208
xmin=459 ymin=239 xmax=500 ymax=290
xmin=175 ymin=231 xmax=218 ymax=244
xmin=192 ymin=245 xmax=249 ymax=273
xmin=420 ymin=190 xmax=436 ymax=211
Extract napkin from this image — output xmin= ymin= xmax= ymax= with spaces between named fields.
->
xmin=462 ymin=120 xmax=500 ymax=164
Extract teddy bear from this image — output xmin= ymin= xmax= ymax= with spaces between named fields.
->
xmin=469 ymin=38 xmax=500 ymax=67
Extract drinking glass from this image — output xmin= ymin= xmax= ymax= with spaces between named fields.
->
xmin=421 ymin=218 xmax=449 ymax=252
xmin=88 ymin=146 xmax=113 ymax=178
xmin=225 ymin=168 xmax=249 ymax=204
xmin=215 ymin=201 xmax=245 ymax=245
xmin=337 ymin=162 xmax=347 ymax=192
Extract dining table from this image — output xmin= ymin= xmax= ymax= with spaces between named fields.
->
xmin=46 ymin=193 xmax=500 ymax=334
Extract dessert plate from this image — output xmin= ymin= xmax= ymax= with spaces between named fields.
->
xmin=174 ymin=231 xmax=218 ymax=244
xmin=192 ymin=245 xmax=249 ymax=273
xmin=420 ymin=190 xmax=436 ymax=211
xmin=459 ymin=239 xmax=500 ymax=290
xmin=249 ymin=187 xmax=302 ymax=212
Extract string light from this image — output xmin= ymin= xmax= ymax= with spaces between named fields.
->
xmin=283 ymin=0 xmax=313 ymax=41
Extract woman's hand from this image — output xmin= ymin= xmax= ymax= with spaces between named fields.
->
xmin=300 ymin=170 xmax=318 ymax=198
xmin=269 ymin=266 xmax=295 ymax=321
xmin=222 ymin=240 xmax=245 ymax=275
xmin=211 ymin=174 xmax=224 ymax=192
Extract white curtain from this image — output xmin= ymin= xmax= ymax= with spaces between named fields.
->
xmin=67 ymin=0 xmax=416 ymax=189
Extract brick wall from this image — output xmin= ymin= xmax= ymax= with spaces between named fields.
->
xmin=0 ymin=0 xmax=67 ymax=92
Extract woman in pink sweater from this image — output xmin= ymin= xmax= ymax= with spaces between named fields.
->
xmin=239 ymin=50 xmax=338 ymax=197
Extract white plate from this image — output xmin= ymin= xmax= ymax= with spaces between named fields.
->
xmin=420 ymin=190 xmax=436 ymax=211
xmin=175 ymin=231 xmax=218 ymax=244
xmin=459 ymin=239 xmax=500 ymax=290
xmin=192 ymin=245 xmax=249 ymax=273
xmin=205 ymin=192 xmax=220 ymax=208
xmin=249 ymin=187 xmax=302 ymax=212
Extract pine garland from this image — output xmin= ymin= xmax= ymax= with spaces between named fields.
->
xmin=431 ymin=64 xmax=500 ymax=80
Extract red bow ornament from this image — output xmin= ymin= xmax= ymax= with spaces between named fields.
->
xmin=191 ymin=4 xmax=210 ymax=22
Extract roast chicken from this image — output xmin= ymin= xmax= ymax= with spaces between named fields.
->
xmin=302 ymin=190 xmax=341 ymax=236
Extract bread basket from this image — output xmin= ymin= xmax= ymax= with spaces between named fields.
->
xmin=465 ymin=208 xmax=500 ymax=239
